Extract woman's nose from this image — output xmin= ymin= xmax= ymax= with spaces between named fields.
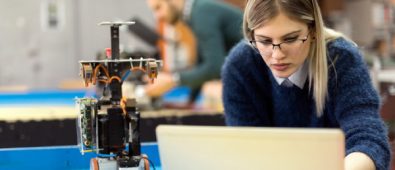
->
xmin=271 ymin=47 xmax=286 ymax=60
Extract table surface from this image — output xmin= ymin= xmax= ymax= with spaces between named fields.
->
xmin=0 ymin=87 xmax=216 ymax=122
xmin=0 ymin=87 xmax=217 ymax=169
xmin=0 ymin=87 xmax=192 ymax=105
xmin=0 ymin=88 xmax=175 ymax=170
xmin=0 ymin=143 xmax=161 ymax=170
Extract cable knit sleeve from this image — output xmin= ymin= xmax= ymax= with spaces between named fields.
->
xmin=329 ymin=39 xmax=391 ymax=170
xmin=222 ymin=41 xmax=272 ymax=126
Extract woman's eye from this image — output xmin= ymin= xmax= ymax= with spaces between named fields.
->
xmin=284 ymin=37 xmax=298 ymax=43
xmin=258 ymin=40 xmax=272 ymax=45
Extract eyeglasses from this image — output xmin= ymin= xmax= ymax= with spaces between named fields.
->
xmin=250 ymin=33 xmax=310 ymax=57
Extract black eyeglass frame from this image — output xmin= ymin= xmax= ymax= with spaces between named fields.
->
xmin=249 ymin=33 xmax=310 ymax=51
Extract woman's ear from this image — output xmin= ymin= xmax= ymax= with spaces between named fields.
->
xmin=311 ymin=34 xmax=316 ymax=44
xmin=310 ymin=30 xmax=317 ymax=40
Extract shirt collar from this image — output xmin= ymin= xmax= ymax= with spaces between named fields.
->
xmin=274 ymin=61 xmax=308 ymax=89
xmin=183 ymin=0 xmax=195 ymax=21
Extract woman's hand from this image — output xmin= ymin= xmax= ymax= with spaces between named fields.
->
xmin=345 ymin=152 xmax=375 ymax=170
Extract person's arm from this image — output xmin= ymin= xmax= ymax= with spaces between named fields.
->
xmin=331 ymin=42 xmax=391 ymax=170
xmin=179 ymin=1 xmax=243 ymax=90
xmin=178 ymin=16 xmax=226 ymax=90
xmin=222 ymin=42 xmax=267 ymax=126
xmin=222 ymin=65 xmax=261 ymax=126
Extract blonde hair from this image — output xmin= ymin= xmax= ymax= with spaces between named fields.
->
xmin=243 ymin=0 xmax=344 ymax=116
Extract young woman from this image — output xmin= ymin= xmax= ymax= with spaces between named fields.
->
xmin=222 ymin=0 xmax=391 ymax=169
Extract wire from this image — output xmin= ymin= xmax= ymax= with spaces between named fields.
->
xmin=131 ymin=67 xmax=146 ymax=73
xmin=92 ymin=64 xmax=110 ymax=85
xmin=82 ymin=149 xmax=94 ymax=153
xmin=120 ymin=67 xmax=147 ymax=83
xmin=121 ymin=70 xmax=131 ymax=82
xmin=142 ymin=156 xmax=156 ymax=170
xmin=120 ymin=97 xmax=128 ymax=115
xmin=92 ymin=64 xmax=110 ymax=78
xmin=90 ymin=63 xmax=121 ymax=85
xmin=96 ymin=153 xmax=117 ymax=158
xmin=89 ymin=64 xmax=146 ymax=86
xmin=95 ymin=76 xmax=121 ymax=85
xmin=108 ymin=76 xmax=121 ymax=83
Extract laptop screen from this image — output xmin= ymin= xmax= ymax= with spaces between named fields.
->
xmin=156 ymin=125 xmax=345 ymax=170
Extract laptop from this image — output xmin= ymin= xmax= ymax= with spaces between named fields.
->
xmin=156 ymin=125 xmax=344 ymax=170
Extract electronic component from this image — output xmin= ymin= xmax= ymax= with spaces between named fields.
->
xmin=76 ymin=98 xmax=97 ymax=151
xmin=147 ymin=61 xmax=158 ymax=83
xmin=82 ymin=64 xmax=93 ymax=87
xmin=76 ymin=21 xmax=161 ymax=170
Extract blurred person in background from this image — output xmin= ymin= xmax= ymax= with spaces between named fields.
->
xmin=371 ymin=38 xmax=395 ymax=69
xmin=145 ymin=0 xmax=243 ymax=105
xmin=222 ymin=0 xmax=390 ymax=169
xmin=391 ymin=34 xmax=395 ymax=61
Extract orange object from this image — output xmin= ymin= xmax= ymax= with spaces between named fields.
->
xmin=90 ymin=158 xmax=99 ymax=170
xmin=120 ymin=97 xmax=128 ymax=115
xmin=108 ymin=76 xmax=121 ymax=83
xmin=142 ymin=156 xmax=151 ymax=170
xmin=131 ymin=67 xmax=146 ymax=72
xmin=92 ymin=64 xmax=110 ymax=85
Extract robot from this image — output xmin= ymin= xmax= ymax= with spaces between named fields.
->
xmin=75 ymin=21 xmax=161 ymax=170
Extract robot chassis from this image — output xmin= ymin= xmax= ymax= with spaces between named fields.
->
xmin=76 ymin=21 xmax=161 ymax=170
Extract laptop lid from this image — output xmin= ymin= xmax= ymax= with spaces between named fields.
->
xmin=156 ymin=125 xmax=345 ymax=170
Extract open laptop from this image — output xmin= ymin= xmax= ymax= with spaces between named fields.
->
xmin=156 ymin=125 xmax=344 ymax=170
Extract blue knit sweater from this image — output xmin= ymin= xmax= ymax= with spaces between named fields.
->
xmin=222 ymin=38 xmax=391 ymax=170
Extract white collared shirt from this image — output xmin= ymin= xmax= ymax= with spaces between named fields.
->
xmin=274 ymin=61 xmax=308 ymax=89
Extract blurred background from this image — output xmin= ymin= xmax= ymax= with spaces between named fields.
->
xmin=0 ymin=0 xmax=393 ymax=91
xmin=0 ymin=0 xmax=154 ymax=89
xmin=0 ymin=0 xmax=394 ymax=166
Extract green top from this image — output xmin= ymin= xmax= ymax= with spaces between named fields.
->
xmin=179 ymin=0 xmax=243 ymax=89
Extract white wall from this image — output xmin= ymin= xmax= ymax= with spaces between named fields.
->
xmin=345 ymin=0 xmax=375 ymax=46
xmin=77 ymin=0 xmax=156 ymax=61
xmin=0 ymin=0 xmax=155 ymax=89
